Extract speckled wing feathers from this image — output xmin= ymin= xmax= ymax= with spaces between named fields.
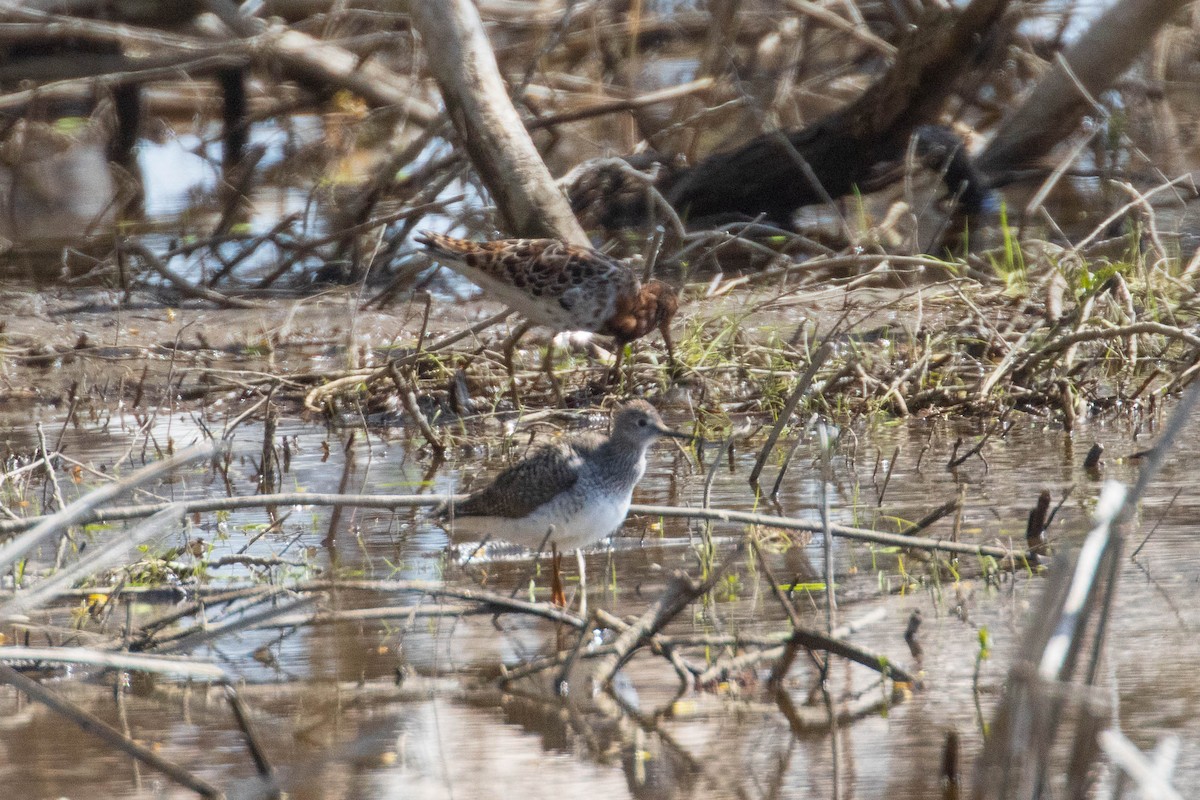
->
xmin=452 ymin=433 xmax=604 ymax=520
xmin=417 ymin=232 xmax=634 ymax=332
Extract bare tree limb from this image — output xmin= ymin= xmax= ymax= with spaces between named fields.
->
xmin=979 ymin=0 xmax=1192 ymax=173
xmin=410 ymin=0 xmax=588 ymax=244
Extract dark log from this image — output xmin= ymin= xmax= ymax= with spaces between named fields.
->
xmin=217 ymin=65 xmax=248 ymax=170
xmin=666 ymin=0 xmax=1010 ymax=225
xmin=107 ymin=81 xmax=140 ymax=166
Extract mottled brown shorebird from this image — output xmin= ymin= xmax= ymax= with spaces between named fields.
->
xmin=435 ymin=400 xmax=688 ymax=610
xmin=417 ymin=231 xmax=678 ymax=389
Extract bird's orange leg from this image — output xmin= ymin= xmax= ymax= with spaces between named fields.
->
xmin=550 ymin=543 xmax=566 ymax=607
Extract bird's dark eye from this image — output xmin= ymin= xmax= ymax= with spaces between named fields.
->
xmin=638 ymin=418 xmax=648 ymax=426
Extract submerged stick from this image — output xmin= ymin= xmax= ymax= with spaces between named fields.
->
xmin=123 ymin=240 xmax=262 ymax=310
xmin=593 ymin=546 xmax=743 ymax=687
xmin=0 ymin=647 xmax=228 ymax=681
xmin=0 ymin=662 xmax=223 ymax=798
xmin=0 ymin=494 xmax=1017 ymax=560
xmin=592 ymin=573 xmax=703 ymax=688
xmin=225 ymin=687 xmax=276 ymax=788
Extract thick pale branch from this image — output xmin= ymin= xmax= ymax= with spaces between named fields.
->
xmin=410 ymin=0 xmax=587 ymax=244
xmin=979 ymin=0 xmax=1192 ymax=173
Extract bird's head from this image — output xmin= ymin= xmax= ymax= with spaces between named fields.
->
xmin=610 ymin=399 xmax=689 ymax=448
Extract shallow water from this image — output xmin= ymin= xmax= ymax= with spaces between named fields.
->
xmin=1 ymin=391 xmax=1197 ymax=797
xmin=2 ymin=1 xmax=1199 ymax=794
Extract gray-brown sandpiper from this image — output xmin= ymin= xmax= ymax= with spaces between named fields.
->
xmin=436 ymin=400 xmax=687 ymax=552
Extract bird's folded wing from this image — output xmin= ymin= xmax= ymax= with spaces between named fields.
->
xmin=454 ymin=442 xmax=586 ymax=519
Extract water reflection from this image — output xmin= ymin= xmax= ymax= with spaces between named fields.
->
xmin=4 ymin=395 xmax=1199 ymax=796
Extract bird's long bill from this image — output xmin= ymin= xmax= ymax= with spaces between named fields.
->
xmin=655 ymin=424 xmax=695 ymax=441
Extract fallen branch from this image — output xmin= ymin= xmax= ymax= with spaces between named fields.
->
xmin=527 ymin=77 xmax=714 ymax=130
xmin=201 ymin=0 xmax=438 ymax=124
xmin=410 ymin=0 xmax=587 ymax=243
xmin=0 ymin=662 xmax=223 ymax=798
xmin=0 ymin=504 xmax=184 ymax=621
xmin=302 ymin=309 xmax=514 ymax=412
xmin=1014 ymin=321 xmax=1200 ymax=379
xmin=0 ymin=646 xmax=228 ymax=682
xmin=978 ymin=0 xmax=1193 ymax=174
xmin=123 ymin=240 xmax=263 ymax=310
xmin=593 ymin=546 xmax=743 ymax=687
xmin=0 ymin=493 xmax=1018 ymax=560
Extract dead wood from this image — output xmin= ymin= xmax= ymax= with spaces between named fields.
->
xmin=16 ymin=0 xmax=205 ymax=27
xmin=978 ymin=0 xmax=1194 ymax=175
xmin=0 ymin=662 xmax=223 ymax=798
xmin=410 ymin=0 xmax=588 ymax=245
xmin=665 ymin=0 xmax=1010 ymax=224
xmin=0 ymin=493 xmax=1018 ymax=562
xmin=122 ymin=240 xmax=264 ymax=310
xmin=592 ymin=567 xmax=718 ymax=688
xmin=0 ymin=445 xmax=214 ymax=572
xmin=0 ymin=646 xmax=227 ymax=681
xmin=1025 ymin=489 xmax=1051 ymax=559
xmin=200 ymin=0 xmax=437 ymax=125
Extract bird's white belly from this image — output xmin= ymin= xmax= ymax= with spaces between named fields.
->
xmin=449 ymin=485 xmax=634 ymax=551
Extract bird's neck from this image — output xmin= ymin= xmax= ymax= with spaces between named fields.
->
xmin=626 ymin=287 xmax=662 ymax=338
xmin=594 ymin=439 xmax=649 ymax=489
xmin=602 ymin=286 xmax=660 ymax=341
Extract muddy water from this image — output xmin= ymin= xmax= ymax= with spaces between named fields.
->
xmin=1 ymin=395 xmax=1198 ymax=798
xmin=3 ymin=11 xmax=1200 ymax=797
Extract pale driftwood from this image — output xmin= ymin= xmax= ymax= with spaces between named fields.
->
xmin=0 ymin=492 xmax=1018 ymax=560
xmin=0 ymin=647 xmax=228 ymax=681
xmin=1098 ymin=731 xmax=1184 ymax=800
xmin=410 ymin=0 xmax=589 ymax=244
xmin=978 ymin=0 xmax=1192 ymax=173
xmin=635 ymin=504 xmax=1016 ymax=560
xmin=527 ymin=77 xmax=714 ymax=131
xmin=135 ymin=580 xmax=587 ymax=654
xmin=0 ymin=505 xmax=183 ymax=621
